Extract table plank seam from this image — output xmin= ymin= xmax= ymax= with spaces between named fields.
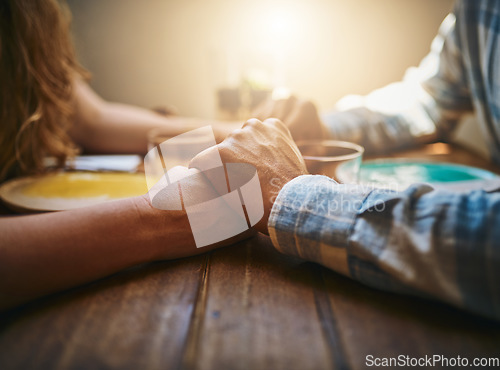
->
xmin=180 ymin=252 xmax=212 ymax=369
xmin=313 ymin=267 xmax=350 ymax=370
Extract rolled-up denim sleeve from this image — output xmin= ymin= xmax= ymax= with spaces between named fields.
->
xmin=268 ymin=175 xmax=500 ymax=320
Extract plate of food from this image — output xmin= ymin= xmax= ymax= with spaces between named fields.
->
xmin=0 ymin=171 xmax=148 ymax=212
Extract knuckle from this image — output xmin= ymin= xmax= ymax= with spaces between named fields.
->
xmin=264 ymin=117 xmax=282 ymax=126
xmin=265 ymin=118 xmax=287 ymax=131
xmin=243 ymin=118 xmax=262 ymax=128
xmin=227 ymin=128 xmax=245 ymax=141
xmin=231 ymin=128 xmax=245 ymax=136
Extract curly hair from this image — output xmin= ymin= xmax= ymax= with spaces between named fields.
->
xmin=0 ymin=0 xmax=88 ymax=181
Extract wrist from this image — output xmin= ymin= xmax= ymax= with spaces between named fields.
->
xmin=261 ymin=173 xmax=307 ymax=234
xmin=132 ymin=195 xmax=196 ymax=261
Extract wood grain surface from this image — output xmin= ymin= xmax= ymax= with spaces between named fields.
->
xmin=1 ymin=144 xmax=500 ymax=370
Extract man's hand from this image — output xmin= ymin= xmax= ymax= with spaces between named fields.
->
xmin=189 ymin=118 xmax=309 ymax=235
xmin=252 ymin=96 xmax=328 ymax=142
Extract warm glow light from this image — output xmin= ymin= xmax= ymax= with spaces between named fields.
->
xmin=241 ymin=6 xmax=304 ymax=89
xmin=268 ymin=13 xmax=294 ymax=41
xmin=208 ymin=2 xmax=316 ymax=103
xmin=260 ymin=9 xmax=300 ymax=52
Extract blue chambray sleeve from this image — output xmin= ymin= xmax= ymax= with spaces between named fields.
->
xmin=268 ymin=175 xmax=500 ymax=320
xmin=322 ymin=11 xmax=473 ymax=154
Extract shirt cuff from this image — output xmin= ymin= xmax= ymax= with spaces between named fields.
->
xmin=268 ymin=175 xmax=373 ymax=277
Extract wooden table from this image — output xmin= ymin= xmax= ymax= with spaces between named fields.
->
xmin=1 ymin=144 xmax=500 ymax=370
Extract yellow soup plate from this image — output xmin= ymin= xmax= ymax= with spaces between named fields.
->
xmin=0 ymin=172 xmax=148 ymax=212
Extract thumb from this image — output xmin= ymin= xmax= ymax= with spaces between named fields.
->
xmin=189 ymin=145 xmax=229 ymax=196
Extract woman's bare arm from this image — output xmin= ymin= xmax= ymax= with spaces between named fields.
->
xmin=0 ymin=195 xmax=196 ymax=310
xmin=69 ymin=79 xmax=241 ymax=154
xmin=0 ymin=165 xmax=251 ymax=311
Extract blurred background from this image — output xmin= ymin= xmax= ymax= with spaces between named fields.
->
xmin=67 ymin=0 xmax=455 ymax=119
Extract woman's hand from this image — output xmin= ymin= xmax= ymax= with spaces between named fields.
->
xmin=145 ymin=165 xmax=256 ymax=254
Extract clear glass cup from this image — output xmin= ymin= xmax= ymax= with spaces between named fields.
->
xmin=297 ymin=140 xmax=364 ymax=183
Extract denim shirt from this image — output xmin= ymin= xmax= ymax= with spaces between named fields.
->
xmin=322 ymin=1 xmax=500 ymax=163
xmin=269 ymin=1 xmax=500 ymax=320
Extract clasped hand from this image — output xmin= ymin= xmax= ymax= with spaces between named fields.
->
xmin=188 ymin=118 xmax=309 ymax=235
